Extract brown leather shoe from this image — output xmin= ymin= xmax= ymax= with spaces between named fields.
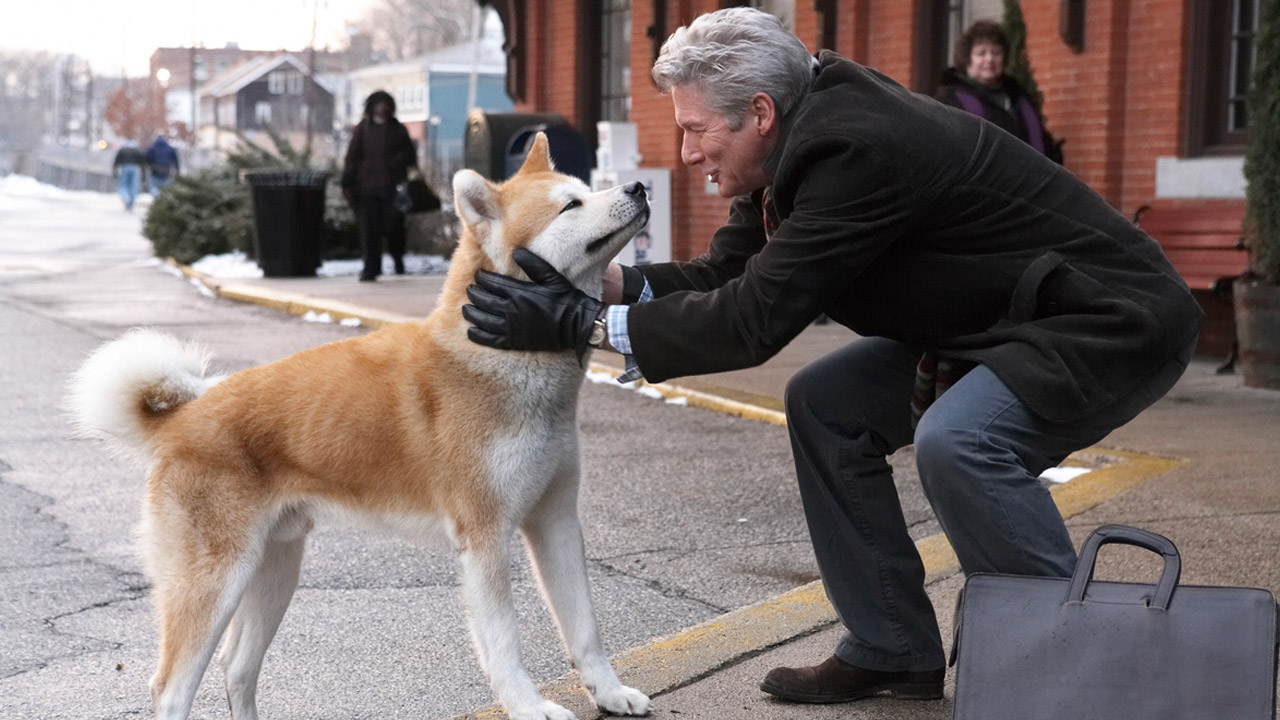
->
xmin=760 ymin=655 xmax=944 ymax=703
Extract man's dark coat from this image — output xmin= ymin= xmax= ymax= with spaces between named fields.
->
xmin=628 ymin=52 xmax=1202 ymax=423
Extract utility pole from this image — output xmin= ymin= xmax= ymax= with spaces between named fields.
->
xmin=304 ymin=0 xmax=320 ymax=160
xmin=189 ymin=44 xmax=196 ymax=146
xmin=85 ymin=67 xmax=94 ymax=150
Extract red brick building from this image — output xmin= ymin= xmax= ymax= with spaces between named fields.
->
xmin=482 ymin=0 xmax=1252 ymax=354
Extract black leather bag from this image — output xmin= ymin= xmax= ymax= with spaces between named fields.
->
xmin=951 ymin=524 xmax=1279 ymax=719
xmin=395 ymin=177 xmax=441 ymax=215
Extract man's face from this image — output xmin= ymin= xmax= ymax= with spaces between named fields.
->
xmin=672 ymin=85 xmax=772 ymax=198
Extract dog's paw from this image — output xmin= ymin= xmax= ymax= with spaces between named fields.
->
xmin=593 ymin=685 xmax=651 ymax=716
xmin=507 ymin=700 xmax=577 ymax=720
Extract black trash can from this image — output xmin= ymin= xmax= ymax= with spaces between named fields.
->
xmin=244 ymin=170 xmax=330 ymax=277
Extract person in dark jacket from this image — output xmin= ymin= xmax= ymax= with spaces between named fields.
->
xmin=145 ymin=135 xmax=181 ymax=194
xmin=462 ymin=7 xmax=1201 ymax=704
xmin=936 ymin=20 xmax=1062 ymax=163
xmin=112 ymin=140 xmax=146 ymax=211
xmin=341 ymin=90 xmax=418 ymax=281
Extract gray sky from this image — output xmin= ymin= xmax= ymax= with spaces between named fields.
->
xmin=3 ymin=0 xmax=371 ymax=77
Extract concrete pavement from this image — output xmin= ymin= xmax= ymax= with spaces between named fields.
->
xmin=185 ymin=264 xmax=1280 ymax=719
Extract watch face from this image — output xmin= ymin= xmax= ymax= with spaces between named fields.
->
xmin=590 ymin=319 xmax=606 ymax=347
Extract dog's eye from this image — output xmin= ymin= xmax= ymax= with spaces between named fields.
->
xmin=560 ymin=199 xmax=582 ymax=214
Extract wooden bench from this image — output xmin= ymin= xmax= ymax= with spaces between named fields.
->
xmin=1132 ymin=204 xmax=1249 ymax=292
xmin=1133 ymin=203 xmax=1249 ymax=372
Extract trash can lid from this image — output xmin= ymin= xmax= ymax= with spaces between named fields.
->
xmin=242 ymin=169 xmax=331 ymax=187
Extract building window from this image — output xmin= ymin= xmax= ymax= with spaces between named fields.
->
xmin=287 ymin=72 xmax=305 ymax=95
xmin=601 ymin=0 xmax=631 ymax=122
xmin=268 ymin=71 xmax=285 ymax=94
xmin=255 ymin=101 xmax=272 ymax=125
xmin=1189 ymin=0 xmax=1260 ymax=155
xmin=741 ymin=0 xmax=795 ymax=30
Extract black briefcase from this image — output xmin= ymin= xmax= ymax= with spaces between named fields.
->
xmin=951 ymin=524 xmax=1279 ymax=719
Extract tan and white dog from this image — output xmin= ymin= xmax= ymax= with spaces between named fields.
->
xmin=68 ymin=134 xmax=652 ymax=720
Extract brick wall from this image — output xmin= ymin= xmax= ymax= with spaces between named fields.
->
xmin=519 ymin=0 xmax=1213 ymax=264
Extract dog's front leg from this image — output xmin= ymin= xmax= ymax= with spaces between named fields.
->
xmin=460 ymin=530 xmax=576 ymax=720
xmin=521 ymin=475 xmax=651 ymax=717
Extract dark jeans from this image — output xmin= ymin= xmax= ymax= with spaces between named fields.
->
xmin=357 ymin=194 xmax=405 ymax=277
xmin=783 ymin=335 xmax=1194 ymax=672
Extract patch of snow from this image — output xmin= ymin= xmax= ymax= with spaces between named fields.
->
xmin=1039 ymin=466 xmax=1092 ymax=484
xmin=189 ymin=278 xmax=216 ymax=298
xmin=189 ymin=252 xmax=451 ymax=279
xmin=0 ymin=174 xmax=104 ymax=212
xmin=191 ymin=251 xmax=263 ymax=279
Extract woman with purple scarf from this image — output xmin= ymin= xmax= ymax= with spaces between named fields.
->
xmin=937 ymin=20 xmax=1063 ymax=164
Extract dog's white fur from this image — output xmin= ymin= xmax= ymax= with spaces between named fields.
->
xmin=68 ymin=134 xmax=651 ymax=720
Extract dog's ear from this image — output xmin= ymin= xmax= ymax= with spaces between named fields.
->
xmin=516 ymin=132 xmax=553 ymax=175
xmin=452 ymin=169 xmax=500 ymax=228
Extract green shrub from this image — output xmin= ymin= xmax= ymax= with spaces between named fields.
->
xmin=142 ymin=167 xmax=255 ymax=264
xmin=1245 ymin=0 xmax=1280 ymax=283
xmin=1003 ymin=0 xmax=1043 ymax=110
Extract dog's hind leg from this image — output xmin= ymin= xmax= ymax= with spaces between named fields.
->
xmin=521 ymin=472 xmax=651 ymax=717
xmin=218 ymin=509 xmax=311 ymax=720
xmin=143 ymin=485 xmax=265 ymax=720
xmin=459 ymin=528 xmax=575 ymax=720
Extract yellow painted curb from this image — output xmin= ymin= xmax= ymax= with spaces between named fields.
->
xmin=167 ymin=259 xmax=418 ymax=329
xmin=215 ymin=281 xmax=418 ymax=329
xmin=587 ymin=362 xmax=788 ymax=426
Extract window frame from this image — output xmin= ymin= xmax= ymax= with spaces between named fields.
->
xmin=601 ymin=0 xmax=631 ymax=122
xmin=1186 ymin=0 xmax=1259 ymax=156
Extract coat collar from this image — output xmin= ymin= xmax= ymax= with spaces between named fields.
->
xmin=763 ymin=54 xmax=823 ymax=183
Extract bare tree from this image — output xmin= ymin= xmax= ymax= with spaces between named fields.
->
xmin=0 ymin=51 xmax=57 ymax=151
xmin=348 ymin=0 xmax=477 ymax=62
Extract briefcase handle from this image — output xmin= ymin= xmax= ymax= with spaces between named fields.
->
xmin=1066 ymin=524 xmax=1182 ymax=610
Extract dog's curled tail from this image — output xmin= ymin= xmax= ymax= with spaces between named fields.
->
xmin=69 ymin=328 xmax=221 ymax=452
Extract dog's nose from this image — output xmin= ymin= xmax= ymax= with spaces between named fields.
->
xmin=623 ymin=181 xmax=645 ymax=197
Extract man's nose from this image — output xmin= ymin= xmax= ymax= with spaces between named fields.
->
xmin=681 ymin=135 xmax=703 ymax=166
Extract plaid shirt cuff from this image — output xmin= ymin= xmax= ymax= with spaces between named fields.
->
xmin=606 ymin=278 xmax=653 ymax=383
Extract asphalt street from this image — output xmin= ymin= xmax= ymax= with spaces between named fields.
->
xmin=0 ymin=185 xmax=932 ymax=718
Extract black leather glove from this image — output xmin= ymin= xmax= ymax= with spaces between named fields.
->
xmin=463 ymin=248 xmax=604 ymax=362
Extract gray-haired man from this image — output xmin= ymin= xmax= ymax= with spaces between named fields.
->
xmin=464 ymin=7 xmax=1200 ymax=704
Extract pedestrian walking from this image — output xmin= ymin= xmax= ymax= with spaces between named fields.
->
xmin=462 ymin=6 xmax=1203 ymax=705
xmin=340 ymin=90 xmax=418 ymax=282
xmin=145 ymin=135 xmax=180 ymax=194
xmin=112 ymin=140 xmax=145 ymax=211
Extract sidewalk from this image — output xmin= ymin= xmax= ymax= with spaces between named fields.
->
xmin=190 ymin=267 xmax=1280 ymax=719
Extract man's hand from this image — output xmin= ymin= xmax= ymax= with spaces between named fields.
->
xmin=463 ymin=248 xmax=604 ymax=362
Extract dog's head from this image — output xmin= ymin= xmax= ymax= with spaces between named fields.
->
xmin=452 ymin=133 xmax=649 ymax=297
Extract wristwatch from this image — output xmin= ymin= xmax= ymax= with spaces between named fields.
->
xmin=587 ymin=316 xmax=607 ymax=348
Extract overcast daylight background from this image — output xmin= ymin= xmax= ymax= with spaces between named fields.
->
xmin=2 ymin=0 xmax=374 ymax=77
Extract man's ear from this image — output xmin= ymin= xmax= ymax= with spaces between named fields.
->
xmin=749 ymin=92 xmax=777 ymax=136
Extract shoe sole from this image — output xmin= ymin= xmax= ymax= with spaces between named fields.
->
xmin=759 ymin=681 xmax=943 ymax=704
